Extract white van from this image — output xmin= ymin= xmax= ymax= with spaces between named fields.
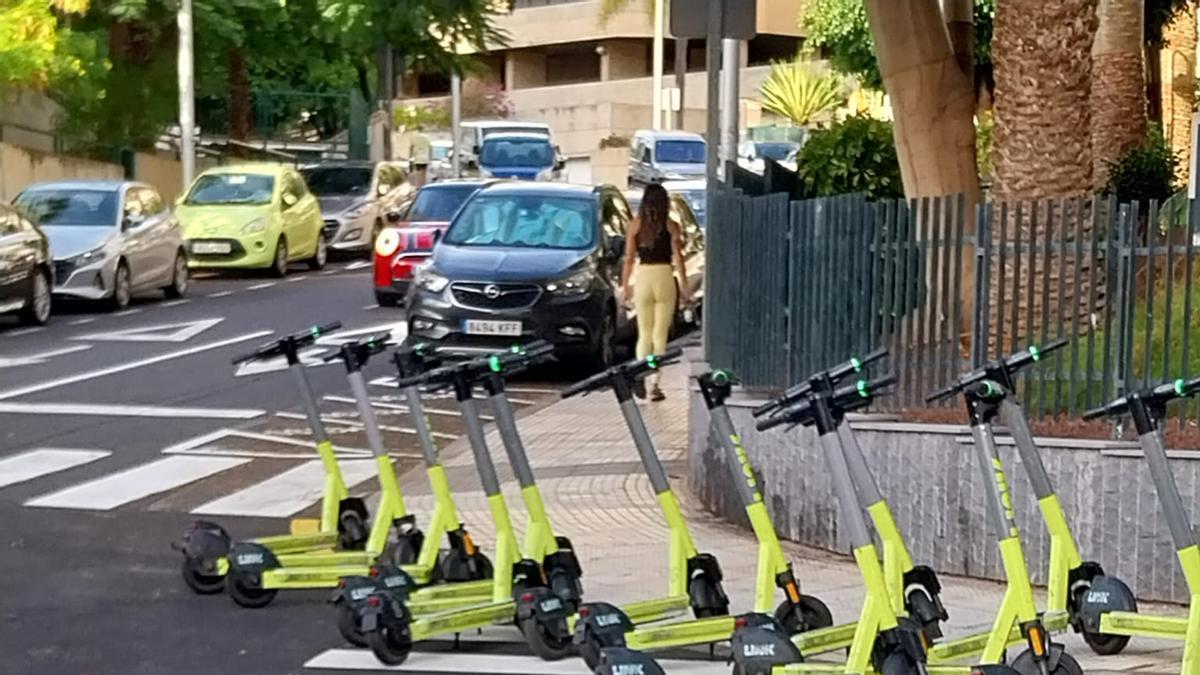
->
xmin=628 ymin=130 xmax=707 ymax=187
xmin=459 ymin=120 xmax=553 ymax=169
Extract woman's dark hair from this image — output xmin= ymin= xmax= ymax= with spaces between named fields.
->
xmin=636 ymin=182 xmax=669 ymax=247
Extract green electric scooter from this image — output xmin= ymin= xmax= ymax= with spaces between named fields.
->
xmin=174 ymin=322 xmax=377 ymax=595
xmin=1081 ymin=377 xmax=1200 ymax=674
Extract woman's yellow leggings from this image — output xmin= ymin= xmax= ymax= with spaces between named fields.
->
xmin=634 ymin=263 xmax=677 ymax=388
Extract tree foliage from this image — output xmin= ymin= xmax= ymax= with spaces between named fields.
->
xmin=794 ymin=114 xmax=903 ymax=199
xmin=0 ymin=0 xmax=99 ymax=97
xmin=1105 ymin=124 xmax=1179 ymax=205
xmin=801 ymin=0 xmax=995 ymax=90
xmin=759 ymin=56 xmax=845 ymax=126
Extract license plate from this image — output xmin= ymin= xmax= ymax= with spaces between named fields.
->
xmin=192 ymin=241 xmax=232 ymax=255
xmin=462 ymin=320 xmax=521 ymax=337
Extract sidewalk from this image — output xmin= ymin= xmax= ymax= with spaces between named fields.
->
xmin=389 ymin=365 xmax=1186 ymax=674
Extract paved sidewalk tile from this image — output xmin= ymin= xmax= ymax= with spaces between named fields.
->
xmin=388 ymin=366 xmax=1186 ymax=674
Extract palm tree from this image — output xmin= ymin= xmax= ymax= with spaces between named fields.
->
xmin=1091 ymin=0 xmax=1147 ymax=189
xmin=759 ymin=57 xmax=844 ymax=126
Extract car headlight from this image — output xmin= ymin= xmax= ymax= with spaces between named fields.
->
xmin=535 ymin=168 xmax=555 ymax=182
xmin=416 ymin=269 xmax=449 ymax=293
xmin=343 ymin=202 xmax=371 ymax=219
xmin=545 ymin=269 xmax=593 ymax=296
xmin=241 ymin=217 xmax=268 ymax=234
xmin=70 ymin=246 xmax=107 ymax=266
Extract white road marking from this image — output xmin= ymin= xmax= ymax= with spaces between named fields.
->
xmin=4 ymin=326 xmax=44 ymax=337
xmin=112 ymin=308 xmax=142 ymax=317
xmin=316 ymin=322 xmax=407 ymax=346
xmin=161 ymin=299 xmax=191 ymax=308
xmin=362 ymin=304 xmax=379 ymax=310
xmin=368 ymin=377 xmax=547 ymax=401
xmin=0 ymin=330 xmax=273 ymax=401
xmin=73 ymin=318 xmax=224 ymax=343
xmin=344 ymin=261 xmax=372 ymax=270
xmin=274 ymin=409 xmax=460 ymax=441
xmin=233 ymin=347 xmax=331 ymax=377
xmin=69 ymin=317 xmax=98 ymax=326
xmin=321 ymin=395 xmax=471 ymax=420
xmin=191 ymin=459 xmax=378 ymax=518
xmin=161 ymin=428 xmax=376 ymax=460
xmin=0 ymin=449 xmax=111 ymax=489
xmin=320 ymin=270 xmax=337 ymax=276
xmin=246 ymin=282 xmax=276 ymax=290
xmin=0 ymin=344 xmax=92 ymax=369
xmin=25 ymin=456 xmax=248 ymax=510
xmin=287 ymin=276 xmax=309 ymax=283
xmin=0 ymin=402 xmax=264 ymax=419
xmin=303 ymin=650 xmax=731 ymax=674
xmin=207 ymin=291 xmax=234 ymax=298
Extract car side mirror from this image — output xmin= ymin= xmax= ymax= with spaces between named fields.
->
xmin=123 ymin=213 xmax=145 ymax=230
xmin=555 ymin=157 xmax=565 ymax=171
xmin=282 ymin=192 xmax=298 ymax=208
xmin=377 ymin=183 xmax=390 ymax=196
xmin=607 ymin=235 xmax=625 ymax=259
xmin=432 ymin=229 xmax=443 ymax=245
xmin=385 ymin=210 xmax=403 ymax=224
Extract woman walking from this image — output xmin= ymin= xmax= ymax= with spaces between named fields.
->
xmin=619 ymin=183 xmax=692 ymax=401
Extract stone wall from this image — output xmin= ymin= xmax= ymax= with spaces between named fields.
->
xmin=687 ymin=369 xmax=1200 ymax=604
xmin=0 ymin=143 xmax=123 ymax=201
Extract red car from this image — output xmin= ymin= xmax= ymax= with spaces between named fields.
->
xmin=373 ymin=180 xmax=494 ymax=307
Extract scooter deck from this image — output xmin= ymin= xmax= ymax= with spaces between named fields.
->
xmin=926 ymin=610 xmax=1070 ymax=664
xmin=1101 ymin=610 xmax=1188 ymax=639
xmin=261 ymin=562 xmax=432 ymax=588
xmin=774 ymin=665 xmax=981 ymax=674
xmin=408 ymin=591 xmax=497 ymax=615
xmin=625 ymin=616 xmax=736 ymax=650
xmin=251 ymin=530 xmax=342 ymax=554
xmin=411 ymin=578 xmax=494 ymax=601
xmin=411 ymin=600 xmax=516 ymax=640
xmin=792 ymin=621 xmax=861 ymax=654
xmin=620 ymin=594 xmax=692 ymax=625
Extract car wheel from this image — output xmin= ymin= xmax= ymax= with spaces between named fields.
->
xmin=307 ymin=232 xmax=328 ymax=271
xmin=375 ymin=290 xmax=400 ymax=308
xmin=110 ymin=262 xmax=131 ymax=310
xmin=163 ymin=251 xmax=189 ymax=298
xmin=19 ymin=269 xmax=52 ymax=325
xmin=271 ymin=237 xmax=289 ymax=277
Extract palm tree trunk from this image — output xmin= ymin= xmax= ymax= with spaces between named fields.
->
xmin=227 ymin=48 xmax=252 ymax=152
xmin=1091 ymin=0 xmax=1147 ymax=189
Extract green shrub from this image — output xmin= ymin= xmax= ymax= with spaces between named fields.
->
xmin=1105 ymin=125 xmax=1179 ymax=206
xmin=794 ymin=114 xmax=903 ymax=200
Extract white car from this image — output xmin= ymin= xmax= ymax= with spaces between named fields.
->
xmin=300 ymin=161 xmax=410 ymax=255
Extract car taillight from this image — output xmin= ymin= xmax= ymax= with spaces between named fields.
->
xmin=375 ymin=229 xmax=402 ymax=257
xmin=414 ymin=231 xmax=437 ymax=249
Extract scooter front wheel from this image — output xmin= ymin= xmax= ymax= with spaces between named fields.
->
xmin=368 ymin=625 xmax=413 ymax=665
xmin=1009 ymin=649 xmax=1084 ymax=675
xmin=227 ymin=576 xmax=278 ymax=608
xmin=1080 ymin=628 xmax=1129 ymax=656
xmin=180 ymin=556 xmax=225 ymax=594
xmin=338 ymin=603 xmax=368 ymax=647
xmin=774 ymin=595 xmax=834 ymax=634
xmin=520 ymin=615 xmax=573 ymax=660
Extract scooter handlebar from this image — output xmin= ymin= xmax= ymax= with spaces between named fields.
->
xmin=753 ymin=348 xmax=888 ymax=417
xmin=321 ymin=332 xmax=393 ymax=367
xmin=1083 ymin=376 xmax=1200 ymax=421
xmin=395 ymin=342 xmax=555 ymax=389
xmin=562 ymin=348 xmax=684 ymax=399
xmin=925 ymin=338 xmax=1070 ymax=403
xmin=756 ymin=374 xmax=895 ymax=431
xmin=231 ymin=321 xmax=342 ymax=365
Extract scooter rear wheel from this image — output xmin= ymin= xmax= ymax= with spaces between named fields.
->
xmin=337 ymin=602 xmax=368 ymax=647
xmin=774 ymin=595 xmax=834 ymax=634
xmin=1081 ymin=628 xmax=1129 ymax=656
xmin=520 ymin=615 xmax=573 ymax=660
xmin=368 ymin=625 xmax=413 ymax=665
xmin=181 ymin=556 xmax=225 ymax=594
xmin=227 ymin=576 xmax=278 ymax=608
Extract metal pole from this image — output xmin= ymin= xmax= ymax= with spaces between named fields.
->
xmin=703 ymin=0 xmax=721 ymax=357
xmin=382 ymin=46 xmax=395 ymax=161
xmin=177 ymin=0 xmax=195 ymax=186
xmin=652 ymin=0 xmax=666 ymax=130
xmin=720 ymin=37 xmax=739 ymax=163
xmin=451 ymin=71 xmax=463 ymax=178
xmin=674 ymin=37 xmax=688 ymax=131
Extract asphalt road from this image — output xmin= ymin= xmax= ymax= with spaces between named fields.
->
xmin=0 ymin=259 xmax=565 ymax=675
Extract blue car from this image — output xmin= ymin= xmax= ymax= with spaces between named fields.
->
xmin=476 ymin=132 xmax=563 ymax=181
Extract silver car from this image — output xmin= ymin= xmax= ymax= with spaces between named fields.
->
xmin=300 ymin=162 xmax=410 ymax=255
xmin=14 ymin=180 xmax=188 ymax=310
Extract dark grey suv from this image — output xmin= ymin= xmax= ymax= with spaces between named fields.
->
xmin=405 ymin=182 xmax=634 ymax=368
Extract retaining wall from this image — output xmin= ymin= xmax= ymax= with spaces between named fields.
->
xmin=686 ymin=362 xmax=1200 ymax=604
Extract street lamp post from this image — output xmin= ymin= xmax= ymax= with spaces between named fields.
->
xmin=177 ymin=0 xmax=196 ymax=187
xmin=451 ymin=72 xmax=463 ymax=178
xmin=652 ymin=0 xmax=666 ymax=130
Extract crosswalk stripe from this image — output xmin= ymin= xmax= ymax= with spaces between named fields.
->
xmin=303 ymin=649 xmax=731 ymax=674
xmin=0 ymin=449 xmax=112 ymax=489
xmin=25 ymin=456 xmax=248 ymax=510
xmin=191 ymin=459 xmax=378 ymax=518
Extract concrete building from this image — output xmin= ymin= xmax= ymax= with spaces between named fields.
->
xmin=396 ymin=0 xmax=803 ymax=185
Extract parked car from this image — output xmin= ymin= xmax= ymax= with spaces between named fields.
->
xmin=622 ymin=186 xmax=706 ymax=323
xmin=738 ymin=140 xmax=799 ymax=174
xmin=14 ymin=180 xmax=188 ymax=310
xmin=178 ymin=163 xmax=325 ymax=276
xmin=373 ymin=179 xmax=494 ymax=307
xmin=628 ymin=129 xmax=707 ymax=187
xmin=477 ymin=132 xmax=563 ymax=181
xmin=0 ymin=201 xmax=52 ymax=325
xmin=657 ymin=179 xmax=707 ymax=228
xmin=406 ymin=182 xmax=632 ymax=368
xmin=460 ymin=119 xmax=553 ymax=169
xmin=428 ymin=140 xmax=455 ymax=182
xmin=300 ymin=161 xmax=408 ymax=256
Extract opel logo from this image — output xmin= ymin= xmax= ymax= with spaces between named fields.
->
xmin=483 ymin=284 xmax=502 ymax=299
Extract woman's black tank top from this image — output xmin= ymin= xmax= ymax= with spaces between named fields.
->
xmin=637 ymin=223 xmax=672 ymax=264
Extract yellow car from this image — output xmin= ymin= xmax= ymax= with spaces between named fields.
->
xmin=178 ymin=164 xmax=326 ymax=276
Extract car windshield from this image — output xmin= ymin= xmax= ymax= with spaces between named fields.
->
xmin=431 ymin=145 xmax=451 ymax=161
xmin=755 ymin=142 xmax=797 ymax=161
xmin=676 ymin=190 xmax=706 ymax=226
xmin=445 ymin=194 xmax=595 ymax=249
xmin=300 ymin=167 xmax=372 ymax=196
xmin=655 ymin=140 xmax=705 ymax=164
xmin=14 ymin=189 xmax=118 ymax=227
xmin=405 ymin=185 xmax=478 ymax=221
xmin=480 ymin=138 xmax=554 ymax=169
xmin=185 ymin=173 xmax=275 ymax=205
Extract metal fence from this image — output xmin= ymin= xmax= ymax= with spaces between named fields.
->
xmin=706 ymin=189 xmax=1200 ymax=420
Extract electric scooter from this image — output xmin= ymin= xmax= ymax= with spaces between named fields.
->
xmin=173 ymin=322 xmax=374 ymax=594
xmin=927 ymin=339 xmax=1133 ymax=661
xmin=331 ymin=342 xmax=494 ymax=646
xmin=358 ymin=344 xmax=585 ymax=665
xmin=221 ymin=333 xmax=427 ymax=608
xmin=572 ymin=366 xmax=833 ymax=670
xmin=1080 ymin=376 xmax=1200 ymax=674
